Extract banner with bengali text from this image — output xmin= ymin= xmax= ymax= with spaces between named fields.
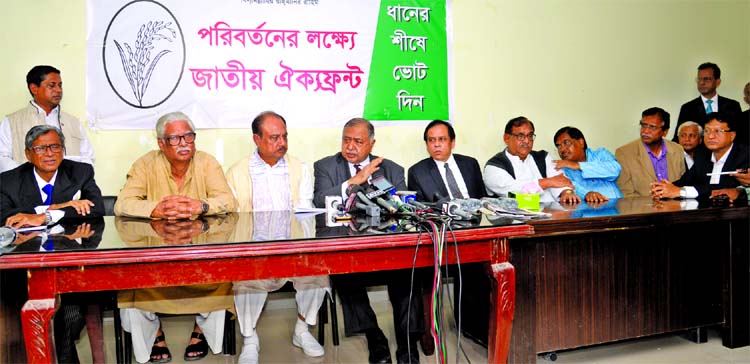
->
xmin=86 ymin=0 xmax=451 ymax=130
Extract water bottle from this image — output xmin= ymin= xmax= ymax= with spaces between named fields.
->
xmin=0 ymin=226 xmax=17 ymax=248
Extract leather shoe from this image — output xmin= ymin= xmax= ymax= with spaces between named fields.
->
xmin=396 ymin=346 xmax=420 ymax=364
xmin=366 ymin=329 xmax=392 ymax=364
xmin=419 ymin=331 xmax=434 ymax=356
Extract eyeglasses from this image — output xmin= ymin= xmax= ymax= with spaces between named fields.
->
xmin=639 ymin=122 xmax=662 ymax=132
xmin=509 ymin=133 xmax=536 ymax=141
xmin=162 ymin=132 xmax=196 ymax=146
xmin=704 ymin=128 xmax=733 ymax=136
xmin=29 ymin=144 xmax=63 ymax=155
xmin=555 ymin=139 xmax=575 ymax=149
xmin=695 ymin=77 xmax=715 ymax=83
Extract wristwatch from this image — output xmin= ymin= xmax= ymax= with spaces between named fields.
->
xmin=679 ymin=187 xmax=687 ymax=199
xmin=200 ymin=201 xmax=209 ymax=215
xmin=44 ymin=211 xmax=53 ymax=226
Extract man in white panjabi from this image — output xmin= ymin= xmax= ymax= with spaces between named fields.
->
xmin=225 ymin=111 xmax=329 ymax=364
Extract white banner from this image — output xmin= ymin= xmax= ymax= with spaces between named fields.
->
xmin=86 ymin=0 xmax=450 ymax=130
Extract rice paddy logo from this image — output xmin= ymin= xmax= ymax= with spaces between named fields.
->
xmin=102 ymin=0 xmax=185 ymax=108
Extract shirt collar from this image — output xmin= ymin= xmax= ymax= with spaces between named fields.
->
xmin=33 ymin=168 xmax=58 ymax=189
xmin=711 ymin=144 xmax=733 ymax=164
xmin=251 ymin=149 xmax=287 ymax=168
xmin=432 ymin=154 xmax=456 ymax=167
xmin=30 ymin=101 xmax=59 ymax=117
xmin=700 ymin=94 xmax=718 ymax=103
xmin=504 ymin=149 xmax=527 ymax=163
xmin=348 ymin=156 xmax=371 ymax=169
xmin=643 ymin=139 xmax=666 ymax=159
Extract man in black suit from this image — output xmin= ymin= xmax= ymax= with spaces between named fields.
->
xmin=653 ymin=112 xmax=749 ymax=200
xmin=673 ymin=62 xmax=741 ymax=142
xmin=1 ymin=125 xmax=104 ymax=228
xmin=0 ymin=125 xmax=104 ymax=364
xmin=735 ymin=82 xmax=749 ymax=146
xmin=407 ymin=120 xmax=485 ymax=202
xmin=313 ymin=118 xmax=422 ymax=364
xmin=407 ymin=120 xmax=489 ymax=347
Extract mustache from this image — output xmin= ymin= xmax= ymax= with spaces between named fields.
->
xmin=175 ymin=146 xmax=192 ymax=153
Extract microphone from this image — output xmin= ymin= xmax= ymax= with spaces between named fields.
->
xmin=444 ymin=201 xmax=473 ymax=219
xmin=355 ymin=202 xmax=380 ymax=216
xmin=375 ymin=196 xmax=398 ymax=214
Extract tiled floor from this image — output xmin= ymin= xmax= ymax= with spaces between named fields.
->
xmin=76 ymin=289 xmax=750 ymax=364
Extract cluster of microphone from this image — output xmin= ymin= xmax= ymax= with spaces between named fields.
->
xmin=325 ymin=177 xmax=548 ymax=229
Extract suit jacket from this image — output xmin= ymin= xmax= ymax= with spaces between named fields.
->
xmin=673 ymin=143 xmax=749 ymax=196
xmin=673 ymin=95 xmax=742 ymax=142
xmin=0 ymin=159 xmax=105 ymax=223
xmin=615 ymin=139 xmax=686 ymax=197
xmin=407 ymin=154 xmax=485 ymax=202
xmin=735 ymin=109 xmax=749 ymax=147
xmin=313 ymin=152 xmax=406 ymax=208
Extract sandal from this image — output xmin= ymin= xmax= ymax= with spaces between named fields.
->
xmin=183 ymin=331 xmax=209 ymax=361
xmin=149 ymin=332 xmax=172 ymax=363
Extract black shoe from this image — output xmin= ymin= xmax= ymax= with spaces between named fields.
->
xmin=366 ymin=328 xmax=392 ymax=364
xmin=396 ymin=346 xmax=420 ymax=364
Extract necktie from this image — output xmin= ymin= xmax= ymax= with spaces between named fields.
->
xmin=444 ymin=163 xmax=464 ymax=199
xmin=42 ymin=237 xmax=54 ymax=251
xmin=354 ymin=164 xmax=362 ymax=174
xmin=42 ymin=184 xmax=54 ymax=205
xmin=705 ymin=99 xmax=713 ymax=114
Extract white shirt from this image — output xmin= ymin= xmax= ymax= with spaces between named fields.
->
xmin=32 ymin=169 xmax=65 ymax=223
xmin=248 ymin=150 xmax=313 ymax=211
xmin=0 ymin=102 xmax=95 ymax=173
xmin=682 ymin=144 xmax=733 ymax=198
xmin=433 ymin=154 xmax=469 ymax=199
xmin=701 ymin=94 xmax=719 ymax=113
xmin=483 ymin=150 xmax=567 ymax=203
xmin=341 ymin=156 xmax=371 ymax=200
xmin=684 ymin=151 xmax=694 ymax=170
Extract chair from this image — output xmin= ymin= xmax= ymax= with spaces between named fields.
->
xmin=102 ymin=195 xmax=117 ymax=216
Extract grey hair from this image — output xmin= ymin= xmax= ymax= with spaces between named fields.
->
xmin=678 ymin=121 xmax=703 ymax=137
xmin=155 ymin=112 xmax=195 ymax=138
xmin=343 ymin=118 xmax=375 ymax=140
xmin=25 ymin=125 xmax=65 ymax=149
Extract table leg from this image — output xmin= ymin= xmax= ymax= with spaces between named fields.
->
xmin=488 ymin=261 xmax=515 ymax=364
xmin=21 ymin=298 xmax=56 ymax=364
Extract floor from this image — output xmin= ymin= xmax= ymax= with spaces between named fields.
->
xmin=75 ymin=289 xmax=750 ymax=364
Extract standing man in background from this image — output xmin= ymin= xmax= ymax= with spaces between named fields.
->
xmin=0 ymin=65 xmax=94 ymax=173
xmin=734 ymin=82 xmax=749 ymax=146
xmin=616 ymin=107 xmax=686 ymax=197
xmin=673 ymin=62 xmax=741 ymax=142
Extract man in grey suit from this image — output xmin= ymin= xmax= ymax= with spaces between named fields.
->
xmin=313 ymin=118 xmax=422 ymax=364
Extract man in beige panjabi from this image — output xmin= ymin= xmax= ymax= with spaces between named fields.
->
xmin=115 ymin=111 xmax=238 ymax=363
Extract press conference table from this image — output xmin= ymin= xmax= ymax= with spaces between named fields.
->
xmin=1 ymin=198 xmax=747 ymax=364
xmin=505 ymin=197 xmax=749 ymax=363
xmin=0 ymin=212 xmax=532 ymax=364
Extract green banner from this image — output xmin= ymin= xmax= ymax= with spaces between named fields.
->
xmin=364 ymin=0 xmax=448 ymax=121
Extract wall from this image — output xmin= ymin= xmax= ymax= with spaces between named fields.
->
xmin=2 ymin=0 xmax=748 ymax=195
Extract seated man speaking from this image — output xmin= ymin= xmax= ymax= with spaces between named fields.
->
xmin=115 ymin=112 xmax=238 ymax=363
xmin=0 ymin=125 xmax=104 ymax=364
xmin=552 ymin=126 xmax=623 ymax=203
xmin=651 ymin=112 xmax=749 ymax=200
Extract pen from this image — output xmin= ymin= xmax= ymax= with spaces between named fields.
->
xmin=706 ymin=169 xmax=747 ymax=176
